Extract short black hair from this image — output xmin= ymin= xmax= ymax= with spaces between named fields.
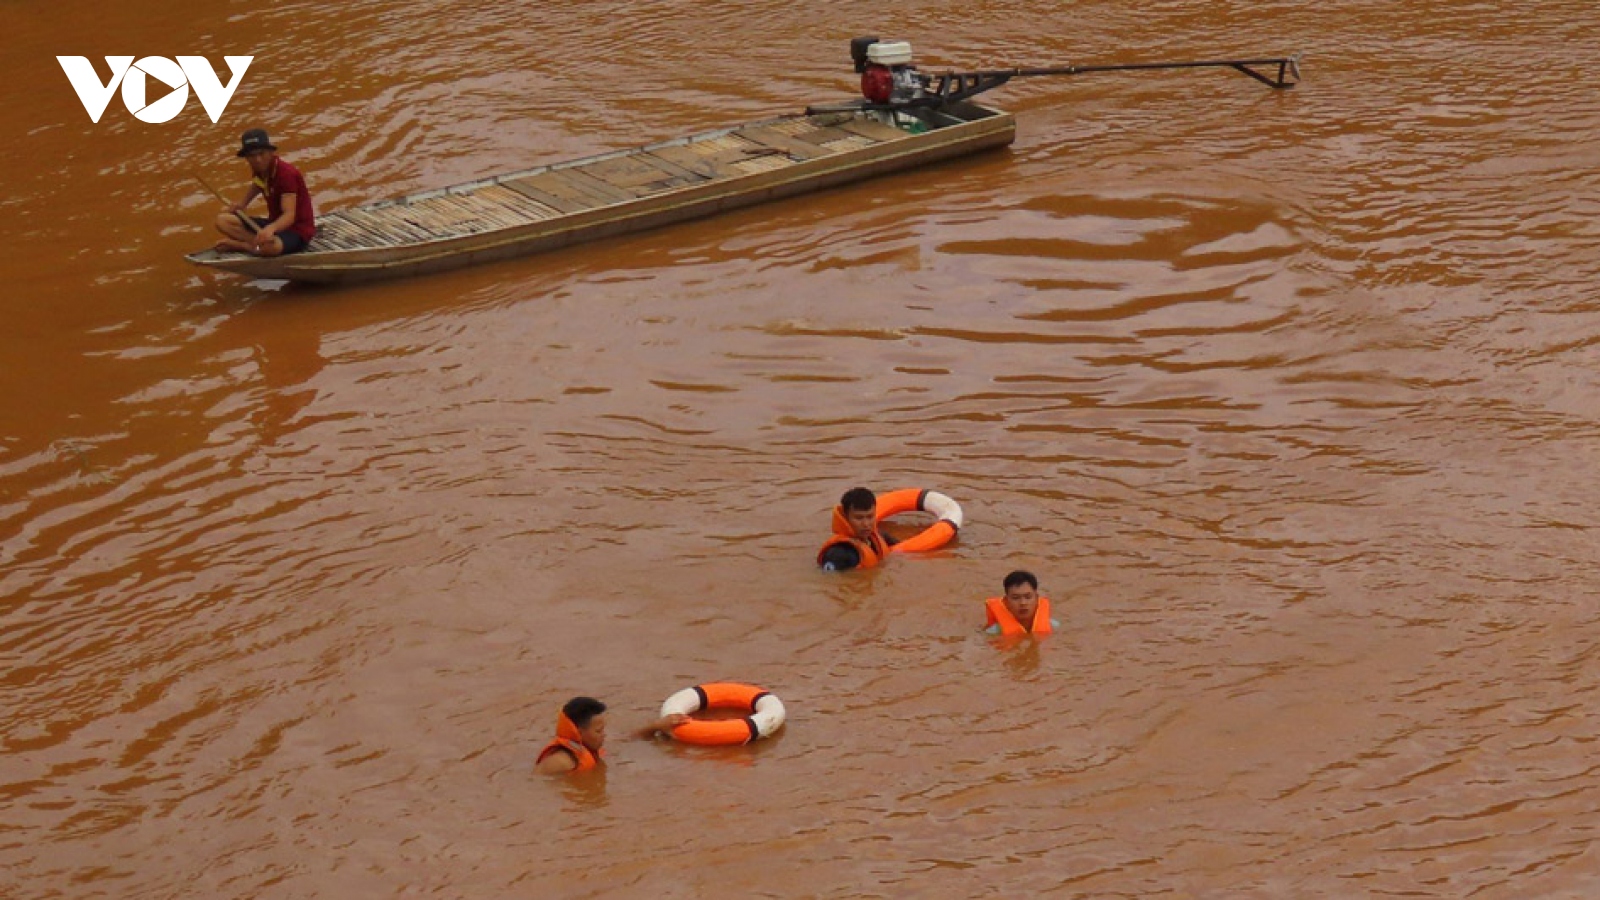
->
xmin=1003 ymin=570 xmax=1037 ymax=592
xmin=562 ymin=696 xmax=607 ymax=728
xmin=840 ymin=487 xmax=877 ymax=513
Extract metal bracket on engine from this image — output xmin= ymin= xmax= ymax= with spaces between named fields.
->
xmin=919 ymin=71 xmax=1016 ymax=106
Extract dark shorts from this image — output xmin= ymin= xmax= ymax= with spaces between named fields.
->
xmin=251 ymin=218 xmax=310 ymax=255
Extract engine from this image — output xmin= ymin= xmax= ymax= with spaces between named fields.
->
xmin=852 ymin=37 xmax=924 ymax=105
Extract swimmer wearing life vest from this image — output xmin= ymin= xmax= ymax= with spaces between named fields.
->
xmin=984 ymin=570 xmax=1060 ymax=637
xmin=818 ymin=487 xmax=900 ymax=571
xmin=535 ymin=696 xmax=688 ymax=775
xmin=819 ymin=486 xmax=964 ymax=570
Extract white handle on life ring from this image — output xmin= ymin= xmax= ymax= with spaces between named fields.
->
xmin=921 ymin=490 xmax=963 ymax=529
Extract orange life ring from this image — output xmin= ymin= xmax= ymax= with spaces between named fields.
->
xmin=876 ymin=488 xmax=964 ymax=554
xmin=659 ymin=682 xmax=787 ymax=746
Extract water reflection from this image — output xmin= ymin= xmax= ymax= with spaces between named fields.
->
xmin=992 ymin=636 xmax=1045 ymax=677
xmin=553 ymin=765 xmax=609 ymax=811
xmin=229 ymin=301 xmax=328 ymax=443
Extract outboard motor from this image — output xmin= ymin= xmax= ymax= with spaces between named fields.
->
xmin=853 ymin=37 xmax=923 ymax=105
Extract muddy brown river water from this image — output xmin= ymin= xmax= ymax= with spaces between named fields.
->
xmin=5 ymin=1 xmax=1600 ymax=897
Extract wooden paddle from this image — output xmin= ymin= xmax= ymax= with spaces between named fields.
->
xmin=194 ymin=173 xmax=260 ymax=234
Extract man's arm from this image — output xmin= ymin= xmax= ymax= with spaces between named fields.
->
xmin=232 ymin=184 xmax=262 ymax=212
xmin=256 ymin=192 xmax=297 ymax=247
xmin=635 ymin=714 xmax=689 ymax=739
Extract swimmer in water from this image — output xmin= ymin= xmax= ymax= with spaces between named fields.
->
xmin=983 ymin=570 xmax=1059 ymax=637
xmin=535 ymin=696 xmax=688 ymax=775
xmin=817 ymin=487 xmax=900 ymax=571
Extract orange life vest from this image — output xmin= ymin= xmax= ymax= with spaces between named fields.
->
xmin=816 ymin=504 xmax=890 ymax=569
xmin=536 ymin=711 xmax=604 ymax=773
xmin=985 ymin=596 xmax=1054 ymax=637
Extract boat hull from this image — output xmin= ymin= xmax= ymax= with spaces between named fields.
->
xmin=187 ymin=101 xmax=1015 ymax=285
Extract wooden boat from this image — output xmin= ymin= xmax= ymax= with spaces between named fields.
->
xmin=187 ymin=100 xmax=1015 ymax=284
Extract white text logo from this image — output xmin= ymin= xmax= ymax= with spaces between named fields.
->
xmin=57 ymin=56 xmax=253 ymax=123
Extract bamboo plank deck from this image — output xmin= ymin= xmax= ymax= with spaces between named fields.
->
xmin=475 ymin=184 xmax=563 ymax=220
xmin=835 ymin=117 xmax=913 ymax=143
xmin=501 ymin=175 xmax=591 ymax=215
xmin=562 ymin=168 xmax=649 ymax=205
xmin=732 ymin=124 xmax=833 ymax=161
xmin=643 ymin=144 xmax=720 ymax=179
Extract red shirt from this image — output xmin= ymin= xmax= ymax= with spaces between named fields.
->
xmin=260 ymin=159 xmax=316 ymax=241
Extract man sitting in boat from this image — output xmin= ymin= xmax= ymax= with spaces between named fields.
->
xmin=984 ymin=570 xmax=1059 ymax=637
xmin=817 ymin=487 xmax=900 ymax=571
xmin=213 ymin=128 xmax=317 ymax=257
xmin=535 ymin=696 xmax=687 ymax=775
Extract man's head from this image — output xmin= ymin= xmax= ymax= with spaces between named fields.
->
xmin=562 ymin=696 xmax=608 ymax=751
xmin=1002 ymin=570 xmax=1039 ymax=624
xmin=840 ymin=487 xmax=878 ymax=541
xmin=237 ymin=128 xmax=278 ymax=176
